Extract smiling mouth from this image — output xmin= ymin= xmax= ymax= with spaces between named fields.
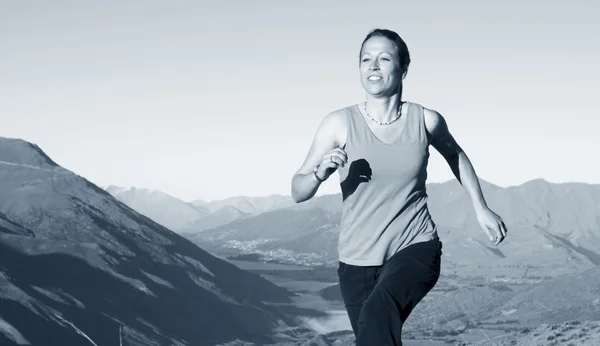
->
xmin=367 ymin=76 xmax=382 ymax=81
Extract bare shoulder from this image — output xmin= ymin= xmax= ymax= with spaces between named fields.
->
xmin=421 ymin=106 xmax=462 ymax=157
xmin=323 ymin=107 xmax=347 ymax=126
xmin=293 ymin=106 xmax=350 ymax=175
xmin=422 ymin=106 xmax=445 ymax=136
xmin=319 ymin=106 xmax=349 ymax=147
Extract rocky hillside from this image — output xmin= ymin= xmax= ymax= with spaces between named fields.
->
xmin=0 ymin=137 xmax=299 ymax=346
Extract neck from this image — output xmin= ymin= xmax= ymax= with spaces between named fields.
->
xmin=364 ymin=93 xmax=403 ymax=123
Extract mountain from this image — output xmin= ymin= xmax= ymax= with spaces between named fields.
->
xmin=0 ymin=137 xmax=301 ymax=346
xmin=105 ymin=188 xmax=295 ymax=234
xmin=105 ymin=185 xmax=209 ymax=231
xmin=427 ymin=178 xmax=600 ymax=247
xmin=191 ymin=195 xmax=295 ymax=215
xmin=187 ymin=194 xmax=343 ymax=266
xmin=179 ymin=205 xmax=249 ymax=233
xmin=0 ymin=211 xmax=34 ymax=237
xmin=426 ymin=178 xmax=600 ymax=276
xmin=187 ymin=179 xmax=600 ymax=278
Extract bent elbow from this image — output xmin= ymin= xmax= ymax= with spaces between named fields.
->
xmin=290 ymin=178 xmax=302 ymax=203
xmin=290 ymin=188 xmax=305 ymax=204
xmin=291 ymin=173 xmax=312 ymax=203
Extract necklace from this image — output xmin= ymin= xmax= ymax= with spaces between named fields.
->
xmin=364 ymin=102 xmax=403 ymax=125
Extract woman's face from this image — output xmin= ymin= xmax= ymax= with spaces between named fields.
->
xmin=359 ymin=36 xmax=402 ymax=97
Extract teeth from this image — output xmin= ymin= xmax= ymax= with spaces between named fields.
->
xmin=368 ymin=76 xmax=382 ymax=80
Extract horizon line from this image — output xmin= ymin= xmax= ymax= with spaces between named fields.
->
xmin=102 ymin=177 xmax=599 ymax=204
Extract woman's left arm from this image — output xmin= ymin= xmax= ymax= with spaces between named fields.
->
xmin=424 ymin=108 xmax=507 ymax=245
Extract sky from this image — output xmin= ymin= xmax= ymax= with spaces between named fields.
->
xmin=2 ymin=1 xmax=599 ymax=202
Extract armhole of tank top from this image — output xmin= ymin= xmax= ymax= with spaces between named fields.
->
xmin=342 ymin=106 xmax=354 ymax=149
xmin=418 ymin=104 xmax=431 ymax=146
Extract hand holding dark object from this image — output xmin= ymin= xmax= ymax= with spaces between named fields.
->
xmin=313 ymin=146 xmax=348 ymax=182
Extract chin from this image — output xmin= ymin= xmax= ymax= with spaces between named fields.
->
xmin=362 ymin=84 xmax=381 ymax=94
xmin=365 ymin=87 xmax=392 ymax=97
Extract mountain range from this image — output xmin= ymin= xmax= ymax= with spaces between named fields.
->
xmin=106 ymin=187 xmax=296 ymax=234
xmin=191 ymin=195 xmax=295 ymax=215
xmin=178 ymin=179 xmax=599 ymax=280
xmin=104 ymin=185 xmax=210 ymax=231
xmin=108 ymin=173 xmax=600 ymax=279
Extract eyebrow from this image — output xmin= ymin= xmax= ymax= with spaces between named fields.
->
xmin=361 ymin=51 xmax=392 ymax=57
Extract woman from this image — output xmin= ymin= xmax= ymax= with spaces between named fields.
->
xmin=291 ymin=28 xmax=507 ymax=345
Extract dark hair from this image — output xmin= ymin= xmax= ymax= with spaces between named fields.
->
xmin=359 ymin=29 xmax=411 ymax=79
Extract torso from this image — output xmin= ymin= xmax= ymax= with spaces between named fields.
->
xmin=334 ymin=101 xmax=438 ymax=266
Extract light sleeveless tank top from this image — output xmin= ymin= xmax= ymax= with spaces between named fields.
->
xmin=336 ymin=101 xmax=438 ymax=266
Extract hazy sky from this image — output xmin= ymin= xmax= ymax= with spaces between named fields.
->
xmin=2 ymin=1 xmax=598 ymax=202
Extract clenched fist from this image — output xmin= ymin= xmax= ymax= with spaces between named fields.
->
xmin=314 ymin=146 xmax=348 ymax=182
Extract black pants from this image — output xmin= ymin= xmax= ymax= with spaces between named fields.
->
xmin=337 ymin=238 xmax=442 ymax=346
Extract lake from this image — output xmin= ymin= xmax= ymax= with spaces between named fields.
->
xmin=227 ymin=259 xmax=352 ymax=334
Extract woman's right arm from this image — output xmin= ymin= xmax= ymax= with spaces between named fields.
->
xmin=291 ymin=111 xmax=347 ymax=203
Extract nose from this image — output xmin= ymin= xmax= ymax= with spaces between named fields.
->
xmin=368 ymin=60 xmax=379 ymax=71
